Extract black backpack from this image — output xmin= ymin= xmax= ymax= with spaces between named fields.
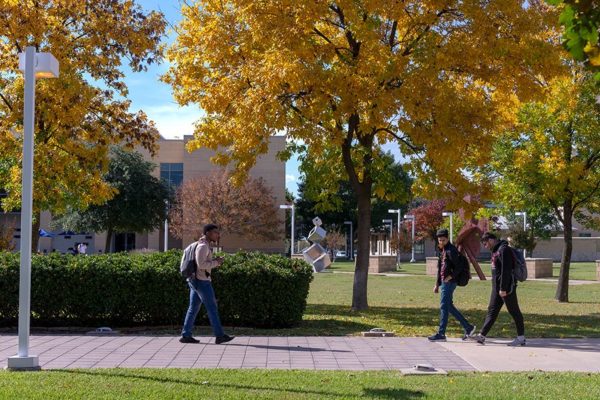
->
xmin=455 ymin=252 xmax=471 ymax=287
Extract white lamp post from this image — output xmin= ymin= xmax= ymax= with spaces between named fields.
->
xmin=164 ymin=200 xmax=169 ymax=252
xmin=442 ymin=211 xmax=454 ymax=243
xmin=382 ymin=219 xmax=393 ymax=255
xmin=343 ymin=221 xmax=353 ymax=260
xmin=8 ymin=47 xmax=59 ymax=371
xmin=280 ymin=204 xmax=295 ymax=256
xmin=405 ymin=214 xmax=416 ymax=262
xmin=388 ymin=209 xmax=401 ymax=265
xmin=515 ymin=211 xmax=527 ymax=257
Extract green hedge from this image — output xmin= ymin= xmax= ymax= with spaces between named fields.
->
xmin=0 ymin=251 xmax=313 ymax=328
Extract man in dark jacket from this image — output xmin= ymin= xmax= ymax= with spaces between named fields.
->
xmin=428 ymin=229 xmax=476 ymax=341
xmin=474 ymin=232 xmax=526 ymax=346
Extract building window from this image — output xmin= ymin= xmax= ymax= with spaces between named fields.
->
xmin=579 ymin=233 xmax=592 ymax=238
xmin=160 ymin=163 xmax=183 ymax=187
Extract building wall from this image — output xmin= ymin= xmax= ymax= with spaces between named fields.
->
xmin=532 ymin=237 xmax=600 ymax=262
xmin=138 ymin=134 xmax=287 ymax=253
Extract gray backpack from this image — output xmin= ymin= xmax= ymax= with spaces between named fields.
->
xmin=180 ymin=242 xmax=199 ymax=279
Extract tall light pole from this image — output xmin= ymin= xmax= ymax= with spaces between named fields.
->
xmin=164 ymin=200 xmax=169 ymax=252
xmin=343 ymin=221 xmax=353 ymax=260
xmin=405 ymin=214 xmax=416 ymax=262
xmin=388 ymin=209 xmax=401 ymax=265
xmin=8 ymin=48 xmax=59 ymax=371
xmin=442 ymin=211 xmax=454 ymax=243
xmin=382 ymin=219 xmax=393 ymax=255
xmin=515 ymin=211 xmax=527 ymax=257
xmin=280 ymin=204 xmax=295 ymax=256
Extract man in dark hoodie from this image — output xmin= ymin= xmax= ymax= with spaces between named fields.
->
xmin=474 ymin=232 xmax=526 ymax=346
xmin=428 ymin=229 xmax=476 ymax=342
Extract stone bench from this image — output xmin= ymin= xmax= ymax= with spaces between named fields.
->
xmin=525 ymin=258 xmax=553 ymax=279
xmin=369 ymin=255 xmax=397 ymax=273
xmin=426 ymin=257 xmax=438 ymax=276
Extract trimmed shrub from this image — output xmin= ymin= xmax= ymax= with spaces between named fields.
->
xmin=0 ymin=251 xmax=313 ymax=328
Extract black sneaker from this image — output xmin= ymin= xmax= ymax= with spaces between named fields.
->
xmin=179 ymin=336 xmax=200 ymax=344
xmin=462 ymin=325 xmax=477 ymax=341
xmin=215 ymin=334 xmax=234 ymax=344
xmin=427 ymin=333 xmax=446 ymax=341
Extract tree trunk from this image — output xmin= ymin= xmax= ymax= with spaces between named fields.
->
xmin=352 ymin=190 xmax=371 ymax=310
xmin=31 ymin=211 xmax=41 ymax=253
xmin=555 ymin=201 xmax=573 ymax=302
xmin=105 ymin=226 xmax=113 ymax=254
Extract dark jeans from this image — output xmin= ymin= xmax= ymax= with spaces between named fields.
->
xmin=438 ymin=282 xmax=472 ymax=335
xmin=181 ymin=279 xmax=225 ymax=338
xmin=480 ymin=285 xmax=525 ymax=336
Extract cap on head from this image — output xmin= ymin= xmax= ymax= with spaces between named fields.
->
xmin=203 ymin=224 xmax=219 ymax=235
xmin=436 ymin=228 xmax=449 ymax=238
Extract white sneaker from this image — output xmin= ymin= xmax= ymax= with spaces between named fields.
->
xmin=507 ymin=337 xmax=526 ymax=347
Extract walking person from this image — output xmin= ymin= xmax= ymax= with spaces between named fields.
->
xmin=473 ymin=232 xmax=526 ymax=346
xmin=428 ymin=229 xmax=476 ymax=341
xmin=180 ymin=224 xmax=234 ymax=344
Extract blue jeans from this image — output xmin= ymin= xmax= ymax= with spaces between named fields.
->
xmin=181 ymin=279 xmax=225 ymax=337
xmin=438 ymin=282 xmax=471 ymax=335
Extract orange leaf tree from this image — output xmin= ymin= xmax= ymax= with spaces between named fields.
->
xmin=169 ymin=171 xmax=282 ymax=244
xmin=164 ymin=0 xmax=564 ymax=310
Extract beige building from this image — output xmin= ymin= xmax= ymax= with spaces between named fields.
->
xmin=2 ymin=134 xmax=287 ymax=254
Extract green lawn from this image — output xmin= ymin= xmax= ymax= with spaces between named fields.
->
xmin=330 ymin=260 xmax=599 ymax=281
xmin=0 ymin=369 xmax=599 ymax=399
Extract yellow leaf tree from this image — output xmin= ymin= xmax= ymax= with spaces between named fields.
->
xmin=165 ymin=0 xmax=564 ymax=310
xmin=491 ymin=71 xmax=600 ymax=302
xmin=0 ymin=0 xmax=166 ymax=250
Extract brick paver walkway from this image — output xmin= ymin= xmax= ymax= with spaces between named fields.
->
xmin=0 ymin=335 xmax=475 ymax=371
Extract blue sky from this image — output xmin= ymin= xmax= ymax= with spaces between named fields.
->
xmin=124 ymin=1 xmax=400 ymax=197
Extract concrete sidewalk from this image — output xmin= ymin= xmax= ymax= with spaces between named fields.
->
xmin=1 ymin=335 xmax=599 ymax=372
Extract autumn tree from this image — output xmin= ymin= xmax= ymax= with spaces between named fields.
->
xmin=322 ymin=228 xmax=346 ymax=261
xmin=407 ymin=200 xmax=446 ymax=249
xmin=0 ymin=1 xmax=166 ymax=250
xmin=165 ymin=0 xmax=564 ymax=310
xmin=51 ymin=147 xmax=172 ymax=253
xmin=490 ymin=72 xmax=600 ymax=302
xmin=169 ymin=171 xmax=282 ymax=243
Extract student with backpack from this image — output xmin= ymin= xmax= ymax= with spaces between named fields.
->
xmin=473 ymin=232 xmax=526 ymax=346
xmin=179 ymin=224 xmax=234 ymax=345
xmin=428 ymin=229 xmax=476 ymax=342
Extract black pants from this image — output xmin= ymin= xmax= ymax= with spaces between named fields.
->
xmin=480 ymin=285 xmax=525 ymax=336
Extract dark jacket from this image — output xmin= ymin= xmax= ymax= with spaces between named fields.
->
xmin=491 ymin=240 xmax=515 ymax=292
xmin=436 ymin=242 xmax=462 ymax=286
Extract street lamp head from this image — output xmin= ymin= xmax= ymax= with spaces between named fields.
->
xmin=19 ymin=52 xmax=59 ymax=78
xmin=388 ymin=209 xmax=400 ymax=214
xmin=279 ymin=204 xmax=293 ymax=209
xmin=343 ymin=221 xmax=352 ymax=225
xmin=404 ymin=214 xmax=415 ymax=220
xmin=515 ymin=211 xmax=525 ymax=216
xmin=442 ymin=211 xmax=452 ymax=217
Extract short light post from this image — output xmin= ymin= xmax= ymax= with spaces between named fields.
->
xmin=382 ymin=219 xmax=393 ymax=255
xmin=280 ymin=204 xmax=295 ymax=256
xmin=405 ymin=214 xmax=416 ymax=262
xmin=388 ymin=209 xmax=401 ymax=265
xmin=344 ymin=221 xmax=353 ymax=260
xmin=8 ymin=47 xmax=59 ymax=371
xmin=442 ymin=211 xmax=454 ymax=243
xmin=515 ymin=211 xmax=527 ymax=257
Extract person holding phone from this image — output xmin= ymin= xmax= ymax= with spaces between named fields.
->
xmin=180 ymin=224 xmax=234 ymax=344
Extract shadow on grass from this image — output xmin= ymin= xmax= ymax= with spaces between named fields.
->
xmin=57 ymin=369 xmax=424 ymax=399
xmin=363 ymin=388 xmax=424 ymax=399
xmin=304 ymin=304 xmax=600 ymax=338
